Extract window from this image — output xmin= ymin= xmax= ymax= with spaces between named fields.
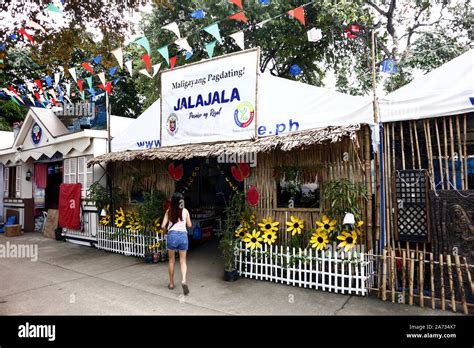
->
xmin=63 ymin=156 xmax=93 ymax=197
xmin=3 ymin=166 xmax=21 ymax=198
xmin=276 ymin=174 xmax=320 ymax=208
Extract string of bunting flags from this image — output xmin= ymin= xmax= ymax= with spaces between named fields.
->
xmin=1 ymin=0 xmax=368 ymax=108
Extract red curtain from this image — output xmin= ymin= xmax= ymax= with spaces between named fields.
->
xmin=58 ymin=183 xmax=81 ymax=230
xmin=35 ymin=163 xmax=47 ymax=189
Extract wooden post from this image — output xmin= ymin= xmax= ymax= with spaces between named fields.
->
xmin=409 ymin=251 xmax=415 ymax=305
xmin=443 ymin=117 xmax=449 ymax=189
xmin=382 ymin=248 xmax=387 ymax=301
xmin=409 ymin=121 xmax=416 ymax=169
xmin=449 ymin=117 xmax=457 ymax=189
xmin=391 ymin=249 xmax=396 ymax=303
xmin=419 ymin=251 xmax=424 ymax=308
xmin=463 ymin=115 xmax=468 ymax=189
xmin=454 ymin=255 xmax=468 ymax=314
xmin=365 ymin=126 xmax=374 ymax=247
xmin=434 ymin=119 xmax=445 ymax=190
xmin=455 ymin=115 xmax=465 ymax=190
xmin=400 ymin=122 xmax=406 ymax=170
xmin=463 ymin=257 xmax=474 ymax=296
xmin=430 ymin=253 xmax=435 ymax=310
xmin=446 ymin=255 xmax=456 ymax=312
xmin=440 ymin=254 xmax=445 ymax=311
xmin=413 ymin=121 xmax=422 ymax=169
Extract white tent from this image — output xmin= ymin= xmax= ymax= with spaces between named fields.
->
xmin=258 ymin=74 xmax=373 ymax=136
xmin=111 ymin=98 xmax=161 ymax=152
xmin=378 ymin=49 xmax=474 ymax=122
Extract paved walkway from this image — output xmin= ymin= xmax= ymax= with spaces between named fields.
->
xmin=0 ymin=233 xmax=456 ymax=315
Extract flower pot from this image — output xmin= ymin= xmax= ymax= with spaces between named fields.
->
xmin=144 ymin=253 xmax=153 ymax=264
xmin=224 ymin=269 xmax=238 ymax=282
xmin=152 ymin=252 xmax=161 ymax=263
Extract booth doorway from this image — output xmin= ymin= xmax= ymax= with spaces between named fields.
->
xmin=45 ymin=161 xmax=63 ymax=209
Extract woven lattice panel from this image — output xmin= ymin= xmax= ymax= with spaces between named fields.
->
xmin=394 ymin=170 xmax=430 ymax=242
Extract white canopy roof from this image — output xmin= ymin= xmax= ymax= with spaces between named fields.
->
xmin=378 ymin=49 xmax=474 ymax=122
xmin=111 ymin=98 xmax=161 ymax=152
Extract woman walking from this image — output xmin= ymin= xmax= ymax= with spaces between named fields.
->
xmin=161 ymin=192 xmax=192 ymax=295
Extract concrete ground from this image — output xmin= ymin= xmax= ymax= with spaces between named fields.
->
xmin=0 ymin=233 xmax=457 ymax=315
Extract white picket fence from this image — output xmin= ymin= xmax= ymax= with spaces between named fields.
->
xmin=235 ymin=242 xmax=375 ymax=296
xmin=97 ymin=225 xmax=164 ymax=258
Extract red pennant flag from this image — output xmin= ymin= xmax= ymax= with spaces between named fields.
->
xmin=228 ymin=11 xmax=248 ymax=23
xmin=98 ymin=82 xmax=112 ymax=94
xmin=35 ymin=79 xmax=43 ymax=92
xmin=229 ymin=0 xmax=243 ymax=10
xmin=141 ymin=53 xmax=151 ymax=72
xmin=51 ymin=98 xmax=58 ymax=106
xmin=34 ymin=91 xmax=41 ymax=102
xmin=345 ymin=24 xmax=359 ymax=39
xmin=170 ymin=56 xmax=177 ymax=70
xmin=81 ymin=62 xmax=94 ymax=74
xmin=8 ymin=86 xmax=20 ymax=98
xmin=288 ymin=7 xmax=305 ymax=26
xmin=18 ymin=28 xmax=35 ymax=44
xmin=77 ymin=80 xmax=83 ymax=92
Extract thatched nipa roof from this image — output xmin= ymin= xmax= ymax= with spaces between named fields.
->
xmin=88 ymin=124 xmax=361 ymax=166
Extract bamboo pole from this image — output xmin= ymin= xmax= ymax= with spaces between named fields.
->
xmin=419 ymin=251 xmax=424 ymax=308
xmin=400 ymin=122 xmax=406 ymax=170
xmin=401 ymin=249 xmax=407 ymax=304
xmin=409 ymin=251 xmax=415 ymax=305
xmin=463 ymin=257 xmax=474 ymax=296
xmin=434 ymin=119 xmax=445 ymax=190
xmin=413 ymin=121 xmax=422 ymax=169
xmin=409 ymin=121 xmax=415 ymax=168
xmin=443 ymin=117 xmax=449 ymax=189
xmin=440 ymin=254 xmax=445 ymax=311
xmin=382 ymin=248 xmax=387 ymax=301
xmin=364 ymin=126 xmax=374 ymax=248
xmin=446 ymin=255 xmax=456 ymax=312
xmin=454 ymin=255 xmax=468 ymax=314
xmin=391 ymin=249 xmax=396 ymax=303
xmin=429 ymin=253 xmax=435 ymax=310
xmin=456 ymin=115 xmax=465 ymax=190
xmin=463 ymin=114 xmax=468 ymax=189
xmin=384 ymin=127 xmax=393 ymax=249
xmin=424 ymin=120 xmax=434 ymax=181
xmin=449 ymin=117 xmax=457 ymax=189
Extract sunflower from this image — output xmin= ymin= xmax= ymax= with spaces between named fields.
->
xmin=154 ymin=218 xmax=163 ymax=233
xmin=315 ymin=215 xmax=337 ymax=234
xmin=262 ymin=231 xmax=277 ymax=245
xmin=354 ymin=220 xmax=364 ymax=236
xmin=243 ymin=229 xmax=263 ymax=250
xmin=286 ymin=216 xmax=304 ymax=236
xmin=309 ymin=231 xmax=329 ymax=251
xmin=258 ymin=217 xmax=279 ymax=234
xmin=100 ymin=215 xmax=110 ymax=226
xmin=234 ymin=227 xmax=247 ymax=239
xmin=337 ymin=231 xmax=358 ymax=252
xmin=114 ymin=208 xmax=125 ymax=228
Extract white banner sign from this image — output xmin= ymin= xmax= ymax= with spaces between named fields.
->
xmin=161 ymin=49 xmax=258 ymax=146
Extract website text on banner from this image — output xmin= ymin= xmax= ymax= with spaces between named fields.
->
xmin=160 ymin=48 xmax=258 ymax=146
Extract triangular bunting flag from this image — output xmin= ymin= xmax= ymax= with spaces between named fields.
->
xmin=307 ymin=28 xmax=323 ymax=42
xmin=68 ymin=67 xmax=77 ymax=82
xmin=26 ymin=20 xmax=46 ymax=33
xmin=81 ymin=62 xmax=94 ymax=74
xmin=125 ymin=60 xmax=133 ymax=77
xmin=185 ymin=50 xmax=194 ymax=60
xmin=97 ymin=72 xmax=106 ymax=86
xmin=43 ymin=90 xmax=50 ymax=102
xmin=229 ymin=31 xmax=245 ymax=50
xmin=79 ymin=91 xmax=85 ymax=100
xmin=133 ymin=36 xmax=151 ymax=55
xmin=49 ymin=88 xmax=57 ymax=101
xmin=139 ymin=69 xmax=152 ymax=78
xmin=10 ymin=96 xmax=20 ymax=106
xmin=203 ymin=23 xmax=222 ymax=43
xmin=229 ymin=0 xmax=243 ymax=10
xmin=46 ymin=3 xmax=63 ymax=15
xmin=190 ymin=9 xmax=206 ymax=19
xmin=18 ymin=85 xmax=26 ymax=93
xmin=26 ymin=82 xmax=35 ymax=92
xmin=27 ymin=94 xmax=35 ymax=105
xmin=85 ymin=76 xmax=93 ymax=89
xmin=170 ymin=56 xmax=177 ymax=70
xmin=45 ymin=76 xmax=52 ymax=87
xmin=228 ymin=11 xmax=248 ymax=23
xmin=93 ymin=56 xmax=102 ymax=65
xmin=157 ymin=45 xmax=170 ymax=66
xmin=65 ymin=82 xmax=71 ymax=97
xmin=174 ymin=38 xmax=192 ymax=53
xmin=111 ymin=47 xmax=123 ymax=69
xmin=77 ymin=80 xmax=83 ymax=92
xmin=288 ymin=7 xmax=305 ymax=26
xmin=152 ymin=63 xmax=162 ymax=77
xmin=141 ymin=54 xmax=151 ymax=72
xmin=205 ymin=41 xmax=217 ymax=58
xmin=54 ymin=72 xmax=61 ymax=87
xmin=109 ymin=66 xmax=117 ymax=77
xmin=18 ymin=28 xmax=35 ymax=44
xmin=35 ymin=79 xmax=43 ymax=92
xmin=162 ymin=22 xmax=181 ymax=39
xmin=113 ymin=78 xmax=120 ymax=85
xmin=88 ymin=87 xmax=96 ymax=98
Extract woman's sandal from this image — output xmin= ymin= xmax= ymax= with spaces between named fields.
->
xmin=182 ymin=283 xmax=189 ymax=295
xmin=168 ymin=284 xmax=174 ymax=290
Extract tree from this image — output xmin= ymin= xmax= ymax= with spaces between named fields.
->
xmin=0 ymin=100 xmax=28 ymax=130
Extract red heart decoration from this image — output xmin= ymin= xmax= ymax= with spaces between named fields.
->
xmin=168 ymin=163 xmax=176 ymax=179
xmin=231 ymin=165 xmax=244 ymax=182
xmin=246 ymin=185 xmax=259 ymax=206
xmin=174 ymin=164 xmax=183 ymax=181
xmin=237 ymin=162 xmax=250 ymax=178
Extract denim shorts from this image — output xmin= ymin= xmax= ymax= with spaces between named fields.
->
xmin=166 ymin=231 xmax=189 ymax=251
